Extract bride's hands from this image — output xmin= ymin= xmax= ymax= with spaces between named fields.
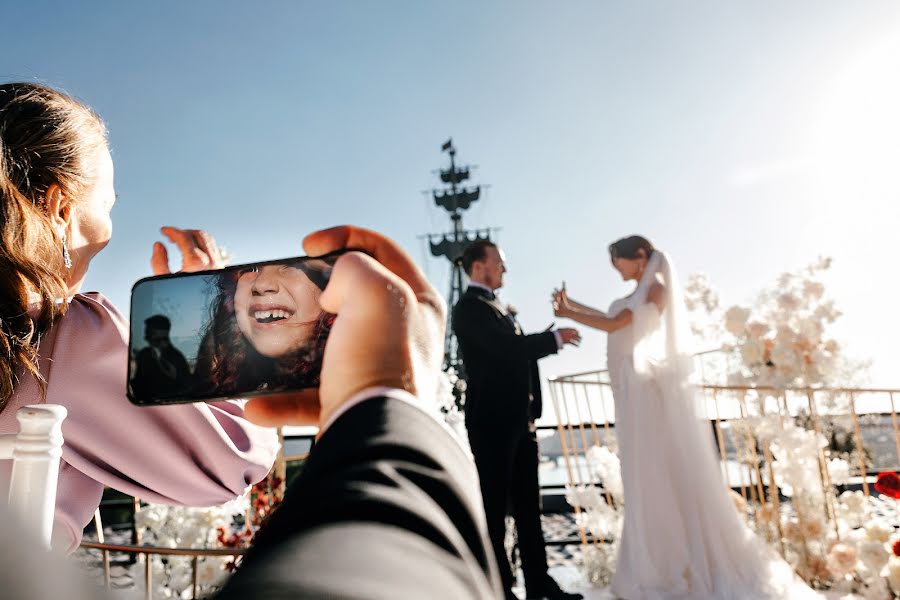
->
xmin=150 ymin=226 xmax=226 ymax=275
xmin=552 ymin=282 xmax=573 ymax=317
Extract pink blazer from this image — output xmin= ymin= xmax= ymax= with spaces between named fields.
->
xmin=0 ymin=293 xmax=279 ymax=552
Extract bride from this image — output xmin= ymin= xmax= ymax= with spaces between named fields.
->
xmin=552 ymin=235 xmax=821 ymax=599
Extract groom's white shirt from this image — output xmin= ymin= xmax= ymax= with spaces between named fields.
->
xmin=466 ymin=282 xmax=562 ymax=350
xmin=467 ymin=281 xmax=493 ymax=295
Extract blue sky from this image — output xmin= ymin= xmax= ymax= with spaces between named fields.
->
xmin=4 ymin=1 xmax=899 ymax=387
xmin=130 ymin=273 xmax=219 ymax=361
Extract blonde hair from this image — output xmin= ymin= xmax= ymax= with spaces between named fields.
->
xmin=0 ymin=82 xmax=107 ymax=410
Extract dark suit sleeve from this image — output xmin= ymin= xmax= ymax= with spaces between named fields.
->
xmin=453 ymin=298 xmax=558 ymax=361
xmin=216 ymin=397 xmax=502 ymax=600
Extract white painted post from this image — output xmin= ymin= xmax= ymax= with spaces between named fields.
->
xmin=8 ymin=404 xmax=67 ymax=550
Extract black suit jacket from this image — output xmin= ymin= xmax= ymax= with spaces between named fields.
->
xmin=216 ymin=397 xmax=502 ymax=600
xmin=452 ymin=286 xmax=559 ymax=434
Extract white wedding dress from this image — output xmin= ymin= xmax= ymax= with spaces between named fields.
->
xmin=605 ymin=252 xmax=822 ymax=600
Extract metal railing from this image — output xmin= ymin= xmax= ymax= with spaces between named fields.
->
xmin=78 ymin=430 xmax=312 ymax=600
xmin=546 ymin=354 xmax=900 ymax=556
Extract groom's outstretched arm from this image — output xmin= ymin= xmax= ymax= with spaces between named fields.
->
xmin=453 ymin=298 xmax=559 ymax=361
xmin=217 ymin=393 xmax=500 ymax=600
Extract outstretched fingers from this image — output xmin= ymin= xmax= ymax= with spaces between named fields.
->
xmin=150 ymin=241 xmax=170 ymax=275
xmin=159 ymin=226 xmax=224 ymax=272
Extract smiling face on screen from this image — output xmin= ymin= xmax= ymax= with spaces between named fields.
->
xmin=233 ymin=265 xmax=323 ymax=357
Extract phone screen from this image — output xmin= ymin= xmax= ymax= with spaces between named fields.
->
xmin=127 ymin=252 xmax=342 ymax=406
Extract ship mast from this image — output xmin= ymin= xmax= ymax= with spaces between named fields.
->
xmin=425 ymin=139 xmax=497 ymax=381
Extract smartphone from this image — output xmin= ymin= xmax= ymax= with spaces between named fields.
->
xmin=127 ymin=250 xmax=346 ymax=406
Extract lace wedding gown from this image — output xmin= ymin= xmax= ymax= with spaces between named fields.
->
xmin=605 ymin=253 xmax=822 ymax=600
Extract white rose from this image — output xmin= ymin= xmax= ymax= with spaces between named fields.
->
xmin=828 ymin=458 xmax=851 ymax=486
xmin=798 ymin=318 xmax=823 ymax=341
xmin=825 ymin=542 xmax=855 ymax=577
xmin=777 ymin=293 xmax=800 ymax=311
xmin=804 ymin=518 xmax=825 ymax=539
xmin=840 ymin=490 xmax=867 ymax=513
xmin=815 ymin=256 xmax=833 ymax=270
xmin=866 ymin=522 xmax=894 ymax=543
xmin=724 ymin=306 xmax=751 ymax=336
xmin=197 ymin=558 xmax=229 ymax=587
xmin=888 ymin=556 xmax=900 ymax=592
xmin=745 ymin=321 xmax=768 ymax=339
xmin=814 ymin=302 xmax=841 ymax=323
xmin=803 ymin=280 xmax=825 ymax=300
xmin=858 ymin=539 xmax=889 ymax=573
xmin=740 ymin=340 xmax=764 ymax=365
xmin=808 ymin=348 xmax=826 ymax=367
xmin=775 ymin=325 xmax=795 ymax=343
xmin=565 ymin=484 xmax=603 ymax=511
xmin=771 ymin=343 xmax=800 ymax=371
xmin=783 ymin=519 xmax=804 ymax=544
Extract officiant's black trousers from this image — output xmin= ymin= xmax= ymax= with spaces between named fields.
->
xmin=468 ymin=428 xmax=549 ymax=596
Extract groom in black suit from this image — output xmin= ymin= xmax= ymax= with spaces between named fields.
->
xmin=453 ymin=240 xmax=582 ymax=600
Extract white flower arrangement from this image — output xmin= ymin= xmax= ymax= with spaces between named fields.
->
xmin=720 ymin=257 xmax=843 ymax=389
xmin=685 ymin=257 xmax=870 ymax=391
xmin=565 ymin=444 xmax=625 ymax=583
xmin=129 ymin=498 xmax=249 ymax=598
xmin=586 ymin=445 xmax=624 ymax=506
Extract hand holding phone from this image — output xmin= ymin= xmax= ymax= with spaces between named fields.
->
xmin=242 ymin=226 xmax=446 ymax=430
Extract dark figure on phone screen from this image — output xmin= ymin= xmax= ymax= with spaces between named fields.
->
xmin=131 ymin=315 xmax=191 ymax=399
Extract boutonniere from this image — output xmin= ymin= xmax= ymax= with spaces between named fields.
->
xmin=506 ymin=304 xmax=518 ymax=317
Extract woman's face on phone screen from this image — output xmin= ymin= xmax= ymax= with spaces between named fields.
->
xmin=234 ymin=265 xmax=322 ymax=357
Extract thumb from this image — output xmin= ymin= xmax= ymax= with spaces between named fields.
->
xmin=244 ymin=390 xmax=321 ymax=427
xmin=151 ymin=242 xmax=170 ymax=275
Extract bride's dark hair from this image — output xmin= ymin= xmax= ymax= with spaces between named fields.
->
xmin=608 ymin=235 xmax=655 ymax=261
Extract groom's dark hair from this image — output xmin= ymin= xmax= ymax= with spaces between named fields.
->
xmin=460 ymin=240 xmax=497 ymax=275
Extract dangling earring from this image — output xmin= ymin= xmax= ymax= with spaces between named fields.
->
xmin=62 ymin=235 xmax=72 ymax=269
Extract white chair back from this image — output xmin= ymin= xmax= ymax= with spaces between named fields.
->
xmin=0 ymin=404 xmax=67 ymax=549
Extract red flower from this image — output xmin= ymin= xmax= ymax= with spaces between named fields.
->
xmin=893 ymin=539 xmax=900 ymax=557
xmin=215 ymin=468 xmax=286 ymax=574
xmin=875 ymin=472 xmax=900 ymax=499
